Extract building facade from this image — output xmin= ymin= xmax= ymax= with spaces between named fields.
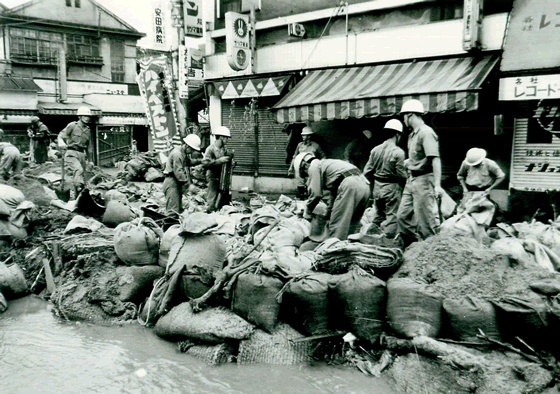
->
xmin=0 ymin=0 xmax=148 ymax=166
xmin=203 ymin=0 xmax=513 ymax=202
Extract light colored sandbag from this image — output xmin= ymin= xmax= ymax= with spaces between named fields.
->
xmin=155 ymin=302 xmax=255 ymax=343
xmin=167 ymin=233 xmax=226 ymax=278
xmin=116 ymin=265 xmax=164 ymax=302
xmin=0 ymin=219 xmax=27 ymax=239
xmin=104 ymin=189 xmax=127 ymax=204
xmin=158 ymin=224 xmax=182 ymax=268
xmin=0 ymin=185 xmax=25 ymax=217
xmin=102 ymin=200 xmax=135 ymax=228
xmin=0 ymin=261 xmax=28 ymax=298
xmin=114 ymin=218 xmax=163 ymax=266
xmin=144 ymin=167 xmax=164 ymax=182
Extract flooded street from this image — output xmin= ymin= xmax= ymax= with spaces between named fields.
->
xmin=0 ymin=296 xmax=400 ymax=394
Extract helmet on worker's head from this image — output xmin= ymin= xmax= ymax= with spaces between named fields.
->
xmin=214 ymin=126 xmax=231 ymax=137
xmin=400 ymin=99 xmax=425 ymax=115
xmin=465 ymin=148 xmax=486 ymax=166
xmin=362 ymin=130 xmax=373 ymax=139
xmin=31 ymin=116 xmax=40 ymax=124
xmin=183 ymin=134 xmax=201 ymax=151
xmin=301 ymin=126 xmax=314 ymax=136
xmin=294 ymin=152 xmax=315 ymax=179
xmin=384 ymin=119 xmax=404 ymax=133
xmin=77 ymin=106 xmax=92 ymax=116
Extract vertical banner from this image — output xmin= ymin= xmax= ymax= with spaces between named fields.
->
xmin=183 ymin=0 xmax=203 ymax=38
xmin=136 ymin=56 xmax=181 ymax=155
xmin=152 ymin=1 xmax=167 ymax=49
xmin=225 ymin=12 xmax=251 ymax=71
xmin=178 ymin=46 xmax=205 ymax=99
xmin=178 ymin=46 xmax=189 ymax=99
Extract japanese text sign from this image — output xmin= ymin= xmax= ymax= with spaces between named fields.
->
xmin=225 ymin=12 xmax=251 ymax=71
xmin=183 ymin=0 xmax=203 ymax=38
xmin=152 ymin=2 xmax=167 ymax=48
xmin=500 ymin=75 xmax=560 ymax=101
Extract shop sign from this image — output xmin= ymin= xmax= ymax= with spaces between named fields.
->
xmin=499 ymin=75 xmax=560 ymax=101
xmin=225 ymin=12 xmax=251 ymax=71
xmin=183 ymin=0 xmax=203 ymax=38
xmin=152 ymin=2 xmax=167 ymax=48
xmin=462 ymin=0 xmax=483 ymax=51
xmin=178 ymin=46 xmax=204 ymax=99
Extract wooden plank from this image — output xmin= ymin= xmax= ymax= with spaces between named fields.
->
xmin=42 ymin=258 xmax=56 ymax=295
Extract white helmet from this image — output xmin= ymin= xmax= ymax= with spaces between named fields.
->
xmin=214 ymin=126 xmax=231 ymax=137
xmin=384 ymin=119 xmax=404 ymax=133
xmin=301 ymin=126 xmax=314 ymax=136
xmin=294 ymin=152 xmax=315 ymax=179
xmin=77 ymin=106 xmax=92 ymax=116
xmin=400 ymin=99 xmax=425 ymax=115
xmin=465 ymin=148 xmax=486 ymax=166
xmin=183 ymin=134 xmax=201 ymax=151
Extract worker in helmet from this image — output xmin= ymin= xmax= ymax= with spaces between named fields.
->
xmin=202 ymin=126 xmax=232 ymax=212
xmin=288 ymin=126 xmax=326 ymax=198
xmin=396 ymin=99 xmax=444 ymax=244
xmin=295 ymin=152 xmax=370 ymax=241
xmin=344 ymin=129 xmax=374 ymax=169
xmin=363 ymin=119 xmax=407 ymax=238
xmin=162 ymin=134 xmax=202 ymax=216
xmin=0 ymin=128 xmax=22 ymax=180
xmin=58 ymin=106 xmax=93 ymax=200
xmin=27 ymin=116 xmax=51 ymax=164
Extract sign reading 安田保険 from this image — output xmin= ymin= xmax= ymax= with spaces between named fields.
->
xmin=500 ymin=75 xmax=560 ymax=101
xmin=183 ymin=0 xmax=203 ymax=38
xmin=225 ymin=12 xmax=251 ymax=71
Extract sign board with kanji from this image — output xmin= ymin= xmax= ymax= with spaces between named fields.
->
xmin=178 ymin=46 xmax=204 ymax=99
xmin=500 ymin=75 xmax=560 ymax=101
xmin=152 ymin=2 xmax=167 ymax=48
xmin=183 ymin=0 xmax=203 ymax=38
xmin=225 ymin=12 xmax=251 ymax=71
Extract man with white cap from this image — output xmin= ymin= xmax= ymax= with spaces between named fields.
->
xmin=363 ymin=119 xmax=407 ymax=237
xmin=288 ymin=126 xmax=325 ymax=198
xmin=203 ymin=126 xmax=232 ymax=212
xmin=457 ymin=148 xmax=505 ymax=196
xmin=396 ymin=99 xmax=443 ymax=244
xmin=162 ymin=134 xmax=202 ymax=215
xmin=295 ymin=152 xmax=370 ymax=241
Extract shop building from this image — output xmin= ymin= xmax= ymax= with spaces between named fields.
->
xmin=0 ymin=0 xmax=148 ymax=166
xmin=203 ymin=0 xmax=513 ymax=198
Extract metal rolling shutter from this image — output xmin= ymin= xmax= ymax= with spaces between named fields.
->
xmin=222 ymin=100 xmax=256 ymax=175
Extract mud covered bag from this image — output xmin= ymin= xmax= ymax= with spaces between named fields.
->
xmin=232 ymin=270 xmax=284 ymax=333
xmin=0 ymin=185 xmax=25 ymax=217
xmin=158 ymin=224 xmax=182 ymax=268
xmin=443 ymin=295 xmax=501 ymax=342
xmin=387 ymin=278 xmax=443 ymax=338
xmin=102 ymin=200 xmax=135 ymax=228
xmin=0 ymin=261 xmax=28 ymax=298
xmin=114 ymin=217 xmax=163 ymax=266
xmin=329 ymin=267 xmax=387 ymax=343
xmin=167 ymin=233 xmax=226 ymax=278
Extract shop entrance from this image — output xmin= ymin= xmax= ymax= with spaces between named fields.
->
xmin=96 ymin=125 xmax=132 ymax=167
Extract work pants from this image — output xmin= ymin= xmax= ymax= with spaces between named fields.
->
xmin=0 ymin=146 xmax=22 ymax=179
xmin=372 ymin=181 xmax=403 ymax=238
xmin=396 ymin=173 xmax=440 ymax=241
xmin=328 ymin=175 xmax=371 ymax=241
xmin=33 ymin=140 xmax=48 ymax=164
xmin=162 ymin=176 xmax=183 ymax=215
xmin=64 ymin=150 xmax=86 ymax=193
xmin=206 ymin=177 xmax=220 ymax=213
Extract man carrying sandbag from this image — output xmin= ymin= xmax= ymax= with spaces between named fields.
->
xmin=162 ymin=134 xmax=202 ymax=216
xmin=0 ymin=129 xmax=22 ymax=180
xmin=295 ymin=152 xmax=370 ymax=241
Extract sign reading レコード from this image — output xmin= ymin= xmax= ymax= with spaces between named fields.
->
xmin=500 ymin=75 xmax=560 ymax=101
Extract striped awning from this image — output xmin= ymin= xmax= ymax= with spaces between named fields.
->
xmin=38 ymin=102 xmax=102 ymax=116
xmin=272 ymin=55 xmax=499 ymax=123
xmin=210 ymin=75 xmax=293 ymax=99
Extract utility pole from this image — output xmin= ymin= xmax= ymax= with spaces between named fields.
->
xmin=171 ymin=0 xmax=187 ymax=140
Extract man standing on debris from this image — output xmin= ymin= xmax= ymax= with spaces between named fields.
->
xmin=0 ymin=129 xmax=22 ymax=180
xmin=162 ymin=134 xmax=202 ymax=216
xmin=28 ymin=116 xmax=51 ymax=165
xmin=57 ymin=106 xmax=93 ymax=200
xmin=344 ymin=129 xmax=374 ymax=169
xmin=396 ymin=99 xmax=444 ymax=244
xmin=457 ymin=148 xmax=505 ymax=197
xmin=203 ymin=126 xmax=232 ymax=213
xmin=295 ymin=152 xmax=370 ymax=241
xmin=288 ymin=126 xmax=326 ymax=198
xmin=363 ymin=119 xmax=407 ymax=237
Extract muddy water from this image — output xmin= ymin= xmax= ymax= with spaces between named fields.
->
xmin=0 ymin=297 xmax=401 ymax=394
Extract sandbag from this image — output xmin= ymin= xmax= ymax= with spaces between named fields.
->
xmin=167 ymin=233 xmax=226 ymax=278
xmin=155 ymin=302 xmax=255 ymax=343
xmin=232 ymin=271 xmax=284 ymax=333
xmin=491 ymin=237 xmax=535 ymax=267
xmin=0 ymin=185 xmax=25 ymax=217
xmin=0 ymin=291 xmax=7 ymax=313
xmin=158 ymin=224 xmax=182 ymax=268
xmin=180 ymin=274 xmax=213 ymax=301
xmin=116 ymin=265 xmax=164 ymax=302
xmin=102 ymin=200 xmax=135 ymax=227
xmin=387 ymin=278 xmax=443 ymax=338
xmin=329 ymin=267 xmax=387 ymax=343
xmin=259 ymin=251 xmax=312 ymax=276
xmin=178 ymin=341 xmax=235 ymax=365
xmin=0 ymin=261 xmax=28 ymax=299
xmin=279 ymin=272 xmax=332 ymax=336
xmin=114 ymin=218 xmax=163 ymax=266
xmin=144 ymin=167 xmax=164 ymax=182
xmin=0 ymin=219 xmax=27 ymax=240
xmin=104 ymin=190 xmax=127 ymax=204
xmin=538 ymin=224 xmax=560 ymax=258
xmin=443 ymin=296 xmax=501 ymax=342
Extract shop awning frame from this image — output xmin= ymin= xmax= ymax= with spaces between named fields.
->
xmin=38 ymin=102 xmax=102 ymax=116
xmin=272 ymin=55 xmax=499 ymax=123
xmin=209 ymin=74 xmax=294 ymax=100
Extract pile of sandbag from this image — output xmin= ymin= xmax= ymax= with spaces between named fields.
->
xmin=123 ymin=151 xmax=163 ymax=181
xmin=0 ymin=184 xmax=35 ymax=241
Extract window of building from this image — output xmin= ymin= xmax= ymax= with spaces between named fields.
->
xmin=110 ymin=39 xmax=125 ymax=82
xmin=74 ymin=0 xmax=80 ymax=7
xmin=66 ymin=0 xmax=71 ymax=6
xmin=9 ymin=28 xmax=61 ymax=64
xmin=67 ymin=34 xmax=102 ymax=65
xmin=218 ymin=0 xmax=241 ymax=18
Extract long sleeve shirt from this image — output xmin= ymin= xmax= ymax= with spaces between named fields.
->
xmin=363 ymin=140 xmax=407 ymax=182
xmin=202 ymin=142 xmax=228 ymax=179
xmin=58 ymin=120 xmax=90 ymax=151
xmin=163 ymin=146 xmax=198 ymax=184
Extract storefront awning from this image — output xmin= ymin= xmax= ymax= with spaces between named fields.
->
xmin=209 ymin=75 xmax=293 ymax=99
xmin=501 ymin=0 xmax=560 ymax=72
xmin=272 ymin=55 xmax=499 ymax=123
xmin=38 ymin=102 xmax=102 ymax=116
xmin=0 ymin=75 xmax=42 ymax=92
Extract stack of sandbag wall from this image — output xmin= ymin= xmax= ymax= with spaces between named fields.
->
xmin=114 ymin=218 xmax=163 ymax=266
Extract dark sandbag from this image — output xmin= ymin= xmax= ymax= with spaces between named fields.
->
xmin=0 ymin=261 xmax=28 ymax=299
xmin=443 ymin=296 xmax=501 ymax=342
xmin=181 ymin=274 xmax=213 ymax=300
xmin=329 ymin=267 xmax=387 ymax=343
xmin=280 ymin=272 xmax=332 ymax=336
xmin=178 ymin=341 xmax=235 ymax=365
xmin=158 ymin=224 xmax=182 ymax=268
xmin=167 ymin=233 xmax=226 ymax=279
xmin=232 ymin=271 xmax=284 ymax=333
xmin=155 ymin=302 xmax=255 ymax=343
xmin=114 ymin=218 xmax=163 ymax=266
xmin=102 ymin=200 xmax=135 ymax=228
xmin=387 ymin=278 xmax=443 ymax=338
xmin=492 ymin=294 xmax=549 ymax=349
xmin=116 ymin=265 xmax=164 ymax=302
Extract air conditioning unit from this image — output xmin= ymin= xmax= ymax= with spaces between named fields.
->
xmin=288 ymin=23 xmax=306 ymax=38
